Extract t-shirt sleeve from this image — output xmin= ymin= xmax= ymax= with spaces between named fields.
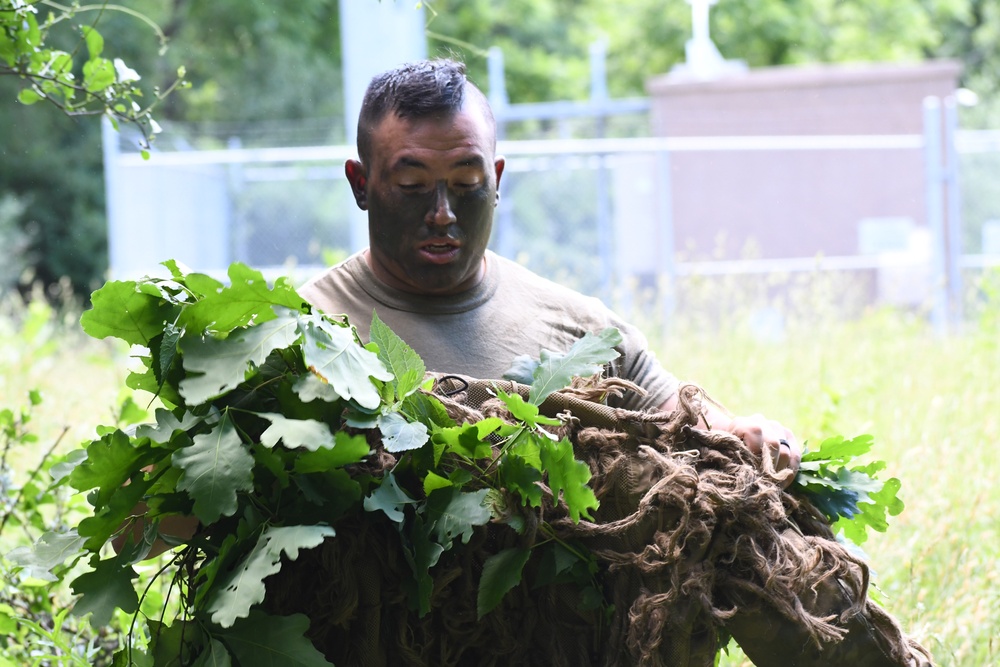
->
xmin=608 ymin=317 xmax=678 ymax=412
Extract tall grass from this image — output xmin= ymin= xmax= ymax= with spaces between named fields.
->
xmin=0 ymin=291 xmax=125 ymax=453
xmin=2 ymin=269 xmax=998 ymax=665
xmin=647 ymin=270 xmax=1000 ymax=666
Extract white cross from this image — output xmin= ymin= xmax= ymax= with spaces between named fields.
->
xmin=687 ymin=0 xmax=718 ymax=46
xmin=673 ymin=0 xmax=746 ymax=79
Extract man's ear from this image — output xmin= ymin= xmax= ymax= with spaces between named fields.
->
xmin=493 ymin=157 xmax=506 ymax=206
xmin=345 ymin=159 xmax=368 ymax=210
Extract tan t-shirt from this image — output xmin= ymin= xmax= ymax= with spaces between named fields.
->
xmin=298 ymin=251 xmax=677 ymax=412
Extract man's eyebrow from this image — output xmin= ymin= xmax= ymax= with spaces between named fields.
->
xmin=392 ymin=156 xmax=427 ymax=171
xmin=391 ymin=155 xmax=487 ymax=171
xmin=451 ymin=156 xmax=486 ymax=169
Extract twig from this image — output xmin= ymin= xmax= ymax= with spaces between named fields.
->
xmin=0 ymin=426 xmax=69 ymax=537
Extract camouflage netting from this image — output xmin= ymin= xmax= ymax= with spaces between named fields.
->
xmin=264 ymin=379 xmax=934 ymax=667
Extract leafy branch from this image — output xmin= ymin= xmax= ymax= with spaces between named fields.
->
xmin=1 ymin=0 xmax=189 ymax=155
xmin=3 ymin=260 xmax=906 ymax=663
xmin=4 ymin=261 xmax=620 ymax=665
xmin=792 ymin=434 xmax=905 ymax=545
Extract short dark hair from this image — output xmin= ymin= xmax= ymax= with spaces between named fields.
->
xmin=356 ymin=59 xmax=494 ymax=165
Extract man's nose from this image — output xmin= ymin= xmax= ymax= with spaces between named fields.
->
xmin=426 ymin=182 xmax=456 ymax=227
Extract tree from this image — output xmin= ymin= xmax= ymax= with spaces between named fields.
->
xmin=1 ymin=0 xmax=186 ymax=151
xmin=0 ymin=0 xmax=343 ymax=294
xmin=425 ymin=0 xmax=998 ymax=126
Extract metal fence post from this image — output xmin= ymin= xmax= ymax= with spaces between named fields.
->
xmin=101 ymin=117 xmax=123 ymax=279
xmin=590 ymin=40 xmax=614 ymax=302
xmin=943 ymin=96 xmax=965 ymax=326
xmin=923 ymin=97 xmax=948 ymax=334
xmin=656 ymin=148 xmax=676 ymax=328
xmin=488 ymin=46 xmax=509 ymax=141
xmin=488 ymin=46 xmax=516 ymax=260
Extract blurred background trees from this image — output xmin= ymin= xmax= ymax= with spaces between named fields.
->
xmin=1 ymin=0 xmax=998 ymax=296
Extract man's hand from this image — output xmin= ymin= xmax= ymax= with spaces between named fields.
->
xmin=726 ymin=413 xmax=801 ymax=489
xmin=660 ymin=392 xmax=802 ymax=489
xmin=112 ymin=502 xmax=199 ymax=559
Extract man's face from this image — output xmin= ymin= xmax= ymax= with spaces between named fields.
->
xmin=348 ymin=99 xmax=505 ymax=295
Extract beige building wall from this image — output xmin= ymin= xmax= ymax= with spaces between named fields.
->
xmin=644 ymin=61 xmax=962 ymax=261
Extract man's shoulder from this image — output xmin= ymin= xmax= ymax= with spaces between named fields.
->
xmin=298 ymin=252 xmax=369 ymax=308
xmin=490 ymin=253 xmax=609 ymax=312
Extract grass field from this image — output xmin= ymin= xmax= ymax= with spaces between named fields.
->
xmin=1 ymin=277 xmax=998 ymax=666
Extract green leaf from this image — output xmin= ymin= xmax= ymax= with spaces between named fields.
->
xmin=874 ymin=476 xmax=905 ymax=517
xmin=293 ymin=432 xmax=371 ymax=473
xmin=422 ymin=471 xmax=452 ymax=496
xmin=82 ymin=280 xmax=178 ymax=346
xmin=835 ymin=467 xmax=884 ymax=503
xmin=496 ymin=387 xmax=561 ymax=428
xmin=301 ymin=316 xmax=392 ymax=410
xmin=70 ymin=557 xmax=139 ymax=627
xmin=83 ymin=56 xmax=116 ymax=93
xmin=184 ymin=272 xmax=225 ymax=299
xmin=258 ymin=413 xmax=335 ymax=451
xmin=117 ymin=395 xmax=149 ymax=426
xmin=173 ymin=410 xmax=253 ymax=524
xmin=528 ymin=328 xmax=622 ymax=405
xmin=206 ymin=524 xmax=335 ymax=627
xmin=69 ymin=430 xmax=155 ymax=506
xmin=503 ymin=354 xmax=538 ymax=385
xmin=178 ymin=264 xmax=306 ymax=333
xmin=533 ymin=542 xmax=581 ymax=588
xmin=112 ymin=647 xmax=153 ymax=667
xmin=432 ymin=419 xmax=501 ymax=462
xmin=540 ymin=436 xmax=599 ymax=522
xmin=292 ymin=373 xmax=341 ymax=403
xmin=500 ymin=455 xmax=544 ymax=508
xmin=49 ymin=449 xmax=87 ymax=482
xmin=370 ymin=312 xmax=426 ymax=400
xmin=160 ymin=322 xmax=182 ymax=380
xmin=76 ymin=473 xmax=152 ymax=551
xmin=400 ymin=513 xmax=445 ymax=616
xmin=801 ymin=434 xmax=874 ymax=463
xmin=191 ymin=638 xmax=232 ymax=667
xmin=477 ymin=547 xmax=531 ymax=619
xmin=192 ymin=532 xmax=241 ymax=609
xmin=179 ymin=311 xmax=300 ymax=405
xmin=17 ymin=88 xmax=43 ymax=105
xmin=216 ymin=611 xmax=332 ymax=666
xmin=378 ymin=411 xmax=429 ymax=452
xmin=6 ymin=529 xmax=87 ymax=581
xmin=402 ymin=392 xmax=456 ymax=429
xmin=147 ymin=619 xmax=204 ymax=666
xmin=836 ymin=477 xmax=904 ymax=545
xmin=424 ymin=487 xmax=491 ymax=549
xmin=363 ymin=471 xmax=415 ymax=523
xmin=81 ymin=26 xmax=104 ymax=58
xmin=805 ymin=485 xmax=861 ymax=523
xmin=135 ymin=408 xmax=206 ymax=444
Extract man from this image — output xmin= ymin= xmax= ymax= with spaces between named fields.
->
xmin=126 ymin=59 xmax=929 ymax=666
xmin=298 ymin=59 xmax=800 ymax=480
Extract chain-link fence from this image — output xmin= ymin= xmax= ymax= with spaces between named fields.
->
xmin=104 ymin=119 xmax=1000 ymax=330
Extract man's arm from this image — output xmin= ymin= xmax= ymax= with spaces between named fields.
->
xmin=658 ymin=393 xmax=802 ymax=489
xmin=111 ymin=502 xmax=199 ymax=559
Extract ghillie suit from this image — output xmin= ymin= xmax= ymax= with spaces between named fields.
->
xmin=266 ymin=379 xmax=933 ymax=667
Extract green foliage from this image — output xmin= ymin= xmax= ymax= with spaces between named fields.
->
xmin=205 ymin=525 xmax=336 ymax=627
xmin=477 ymin=546 xmax=531 ymax=619
xmin=0 ymin=0 xmax=187 ymax=151
xmin=427 ymin=0 xmax=997 ymax=110
xmin=6 ymin=260 xmax=621 ymax=663
xmin=793 ymin=434 xmax=905 ymax=545
xmin=1 ymin=390 xmax=147 ymax=666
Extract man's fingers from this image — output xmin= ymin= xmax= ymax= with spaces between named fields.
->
xmin=729 ymin=415 xmax=801 ymax=488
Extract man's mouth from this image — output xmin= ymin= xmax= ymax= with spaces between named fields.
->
xmin=418 ymin=239 xmax=461 ymax=263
